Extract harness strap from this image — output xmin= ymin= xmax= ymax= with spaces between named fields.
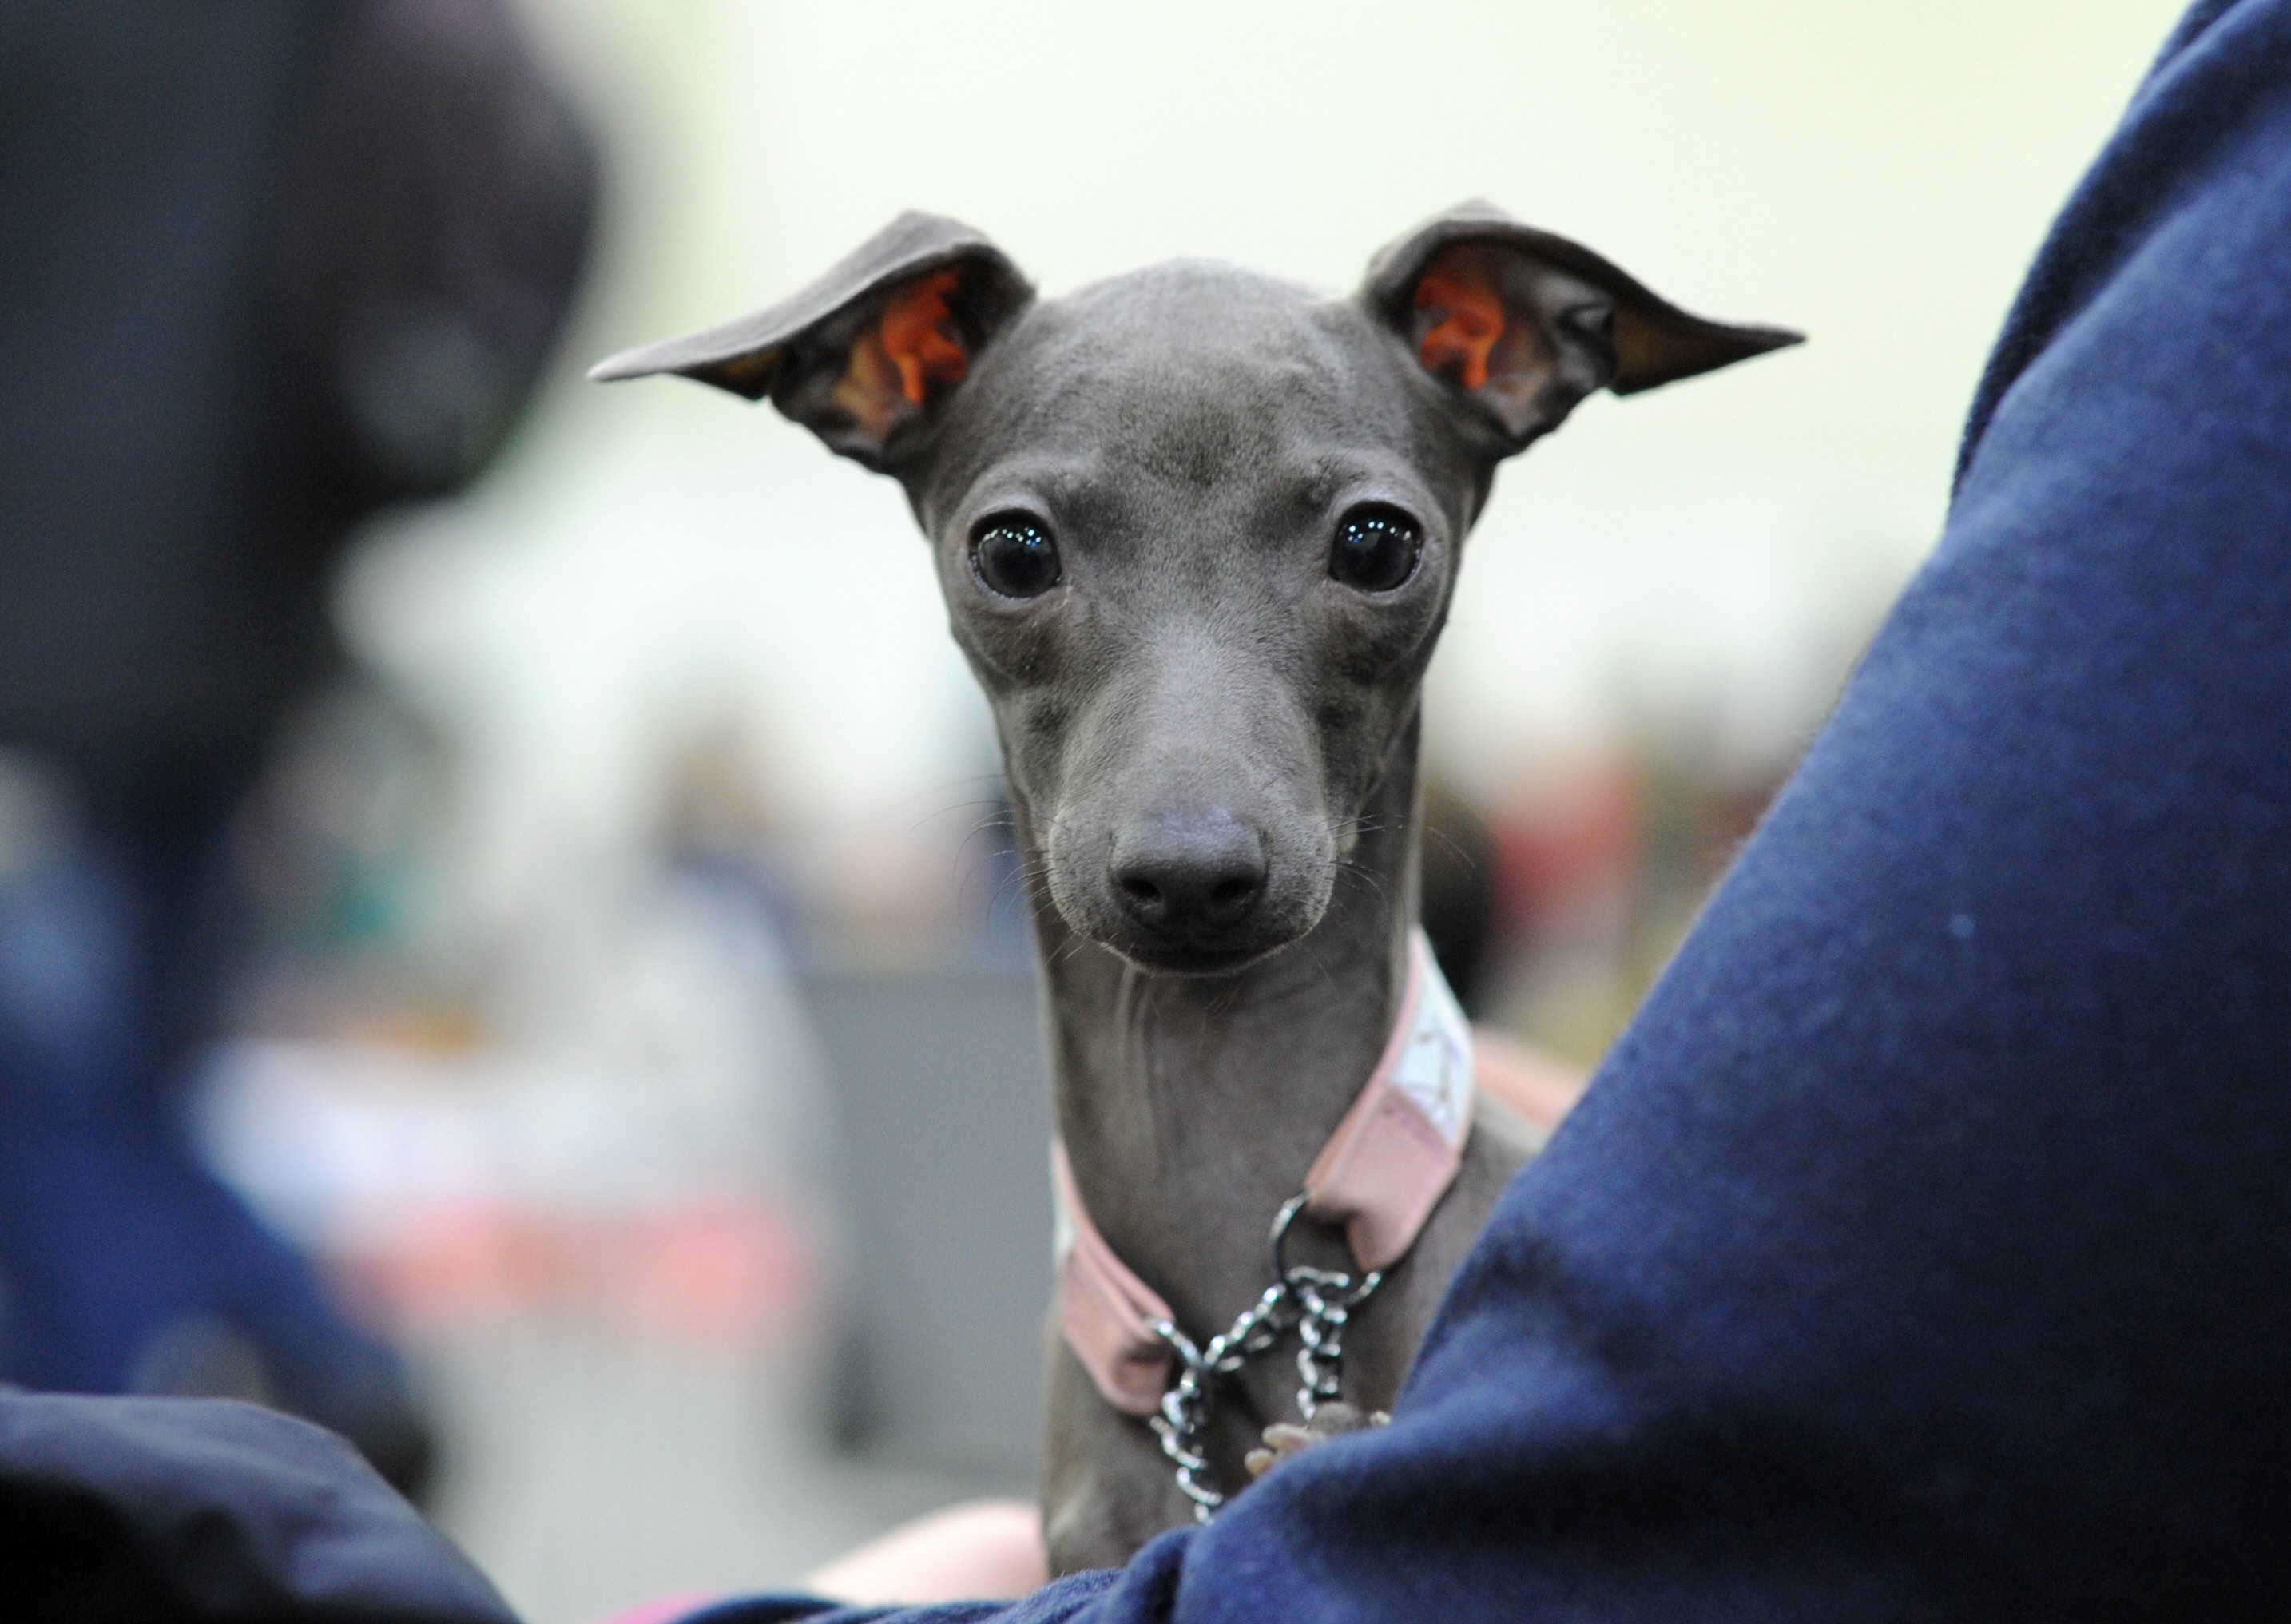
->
xmin=1051 ymin=930 xmax=1476 ymax=1416
xmin=1051 ymin=1140 xmax=1178 ymax=1416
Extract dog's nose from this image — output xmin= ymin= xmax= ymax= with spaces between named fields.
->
xmin=1110 ymin=812 xmax=1268 ymax=937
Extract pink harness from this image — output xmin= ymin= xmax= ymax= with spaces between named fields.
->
xmin=1051 ymin=930 xmax=1475 ymax=1420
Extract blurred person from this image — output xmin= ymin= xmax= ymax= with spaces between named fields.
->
xmin=0 ymin=1 xmax=595 ymax=1497
xmin=1417 ymin=779 xmax=1588 ymax=1131
xmin=1415 ymin=779 xmax=1500 ymax=1018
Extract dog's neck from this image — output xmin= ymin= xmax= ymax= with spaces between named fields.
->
xmin=1014 ymin=715 xmax=1424 ymax=1330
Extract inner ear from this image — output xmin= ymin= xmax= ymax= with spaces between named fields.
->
xmin=827 ymin=268 xmax=973 ymax=446
xmin=1407 ymin=244 xmax=1595 ymax=439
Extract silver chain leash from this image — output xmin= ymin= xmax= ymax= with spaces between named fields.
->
xmin=1145 ymin=1193 xmax=1384 ymax=1520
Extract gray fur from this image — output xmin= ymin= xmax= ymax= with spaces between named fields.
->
xmin=593 ymin=203 xmax=1797 ymax=1572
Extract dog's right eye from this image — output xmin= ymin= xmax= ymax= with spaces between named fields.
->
xmin=971 ymin=516 xmax=1062 ymax=599
xmin=1328 ymin=506 xmax=1422 ymax=593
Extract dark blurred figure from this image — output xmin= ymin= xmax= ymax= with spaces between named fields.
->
xmin=0 ymin=2 xmax=597 ymax=1499
xmin=1418 ymin=780 xmax=1500 ymax=1017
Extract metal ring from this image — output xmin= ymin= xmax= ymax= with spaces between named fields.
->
xmin=1270 ymin=1189 xmax=1370 ymax=1290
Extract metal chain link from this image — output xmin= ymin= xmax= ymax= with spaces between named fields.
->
xmin=1144 ymin=1193 xmax=1384 ymax=1520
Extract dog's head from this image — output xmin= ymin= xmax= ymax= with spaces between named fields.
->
xmin=595 ymin=204 xmax=1796 ymax=975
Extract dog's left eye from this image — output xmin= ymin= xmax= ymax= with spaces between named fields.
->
xmin=971 ymin=516 xmax=1062 ymax=599
xmin=1328 ymin=506 xmax=1422 ymax=593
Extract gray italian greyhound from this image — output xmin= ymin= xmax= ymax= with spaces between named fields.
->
xmin=593 ymin=203 xmax=1797 ymax=1572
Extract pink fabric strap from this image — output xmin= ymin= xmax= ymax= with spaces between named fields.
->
xmin=1302 ymin=931 xmax=1475 ymax=1270
xmin=1051 ymin=931 xmax=1475 ymax=1416
xmin=1052 ymin=1141 xmax=1177 ymax=1417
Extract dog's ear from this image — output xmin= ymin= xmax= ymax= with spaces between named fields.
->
xmin=590 ymin=212 xmax=1033 ymax=468
xmin=1364 ymin=201 xmax=1801 ymax=451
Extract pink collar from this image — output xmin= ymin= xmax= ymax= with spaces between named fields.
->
xmin=1050 ymin=930 xmax=1476 ymax=1417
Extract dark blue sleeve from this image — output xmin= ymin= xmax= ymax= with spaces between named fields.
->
xmin=702 ymin=2 xmax=2291 ymax=1618
xmin=682 ymin=1556 xmax=1135 ymax=1624
xmin=0 ymin=1386 xmax=516 ymax=1621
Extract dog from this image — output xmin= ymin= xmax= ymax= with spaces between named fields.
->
xmin=594 ymin=201 xmax=1797 ymax=1571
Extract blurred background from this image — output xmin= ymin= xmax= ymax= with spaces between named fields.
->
xmin=0 ymin=2 xmax=2187 ymax=1619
